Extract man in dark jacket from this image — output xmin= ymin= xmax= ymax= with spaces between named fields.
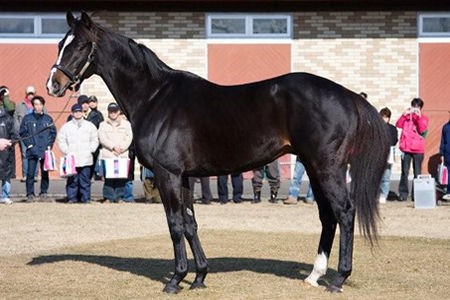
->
xmin=87 ymin=95 xmax=104 ymax=180
xmin=19 ymin=96 xmax=56 ymax=202
xmin=0 ymin=106 xmax=18 ymax=204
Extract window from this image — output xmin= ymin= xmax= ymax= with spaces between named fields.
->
xmin=0 ymin=13 xmax=69 ymax=38
xmin=419 ymin=13 xmax=450 ymax=37
xmin=207 ymin=14 xmax=292 ymax=38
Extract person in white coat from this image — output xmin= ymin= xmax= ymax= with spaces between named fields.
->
xmin=98 ymin=103 xmax=133 ymax=202
xmin=57 ymin=104 xmax=99 ymax=203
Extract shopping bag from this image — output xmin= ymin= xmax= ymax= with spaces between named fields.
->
xmin=43 ymin=147 xmax=57 ymax=171
xmin=102 ymin=158 xmax=130 ymax=179
xmin=387 ymin=146 xmax=395 ymax=164
xmin=59 ymin=154 xmax=77 ymax=177
xmin=437 ymin=163 xmax=448 ymax=186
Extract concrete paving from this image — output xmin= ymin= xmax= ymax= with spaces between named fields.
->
xmin=7 ymin=177 xmax=402 ymax=202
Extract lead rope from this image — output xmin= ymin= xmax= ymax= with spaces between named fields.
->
xmin=11 ymin=92 xmax=77 ymax=145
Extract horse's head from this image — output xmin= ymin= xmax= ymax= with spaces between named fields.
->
xmin=47 ymin=12 xmax=98 ymax=97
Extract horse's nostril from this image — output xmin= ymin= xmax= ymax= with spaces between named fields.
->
xmin=52 ymin=81 xmax=60 ymax=91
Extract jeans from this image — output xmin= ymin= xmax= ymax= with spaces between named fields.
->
xmin=217 ymin=173 xmax=243 ymax=202
xmin=123 ymin=180 xmax=134 ymax=201
xmin=1 ymin=180 xmax=11 ymax=199
xmin=26 ymin=158 xmax=49 ymax=196
xmin=288 ymin=159 xmax=314 ymax=200
xmin=399 ymin=152 xmax=424 ymax=200
xmin=103 ymin=178 xmax=127 ymax=202
xmin=379 ymin=164 xmax=392 ymax=198
xmin=66 ymin=166 xmax=92 ymax=202
xmin=20 ymin=141 xmax=38 ymax=179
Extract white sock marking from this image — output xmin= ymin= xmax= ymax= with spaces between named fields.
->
xmin=305 ymin=251 xmax=328 ymax=287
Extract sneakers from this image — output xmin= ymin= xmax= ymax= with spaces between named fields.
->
xmin=379 ymin=196 xmax=387 ymax=204
xmin=283 ymin=196 xmax=298 ymax=205
xmin=0 ymin=198 xmax=12 ymax=205
xmin=27 ymin=195 xmax=35 ymax=203
xmin=443 ymin=194 xmax=450 ymax=201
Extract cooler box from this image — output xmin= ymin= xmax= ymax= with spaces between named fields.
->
xmin=413 ymin=174 xmax=436 ymax=209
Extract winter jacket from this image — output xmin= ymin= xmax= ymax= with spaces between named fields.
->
xmin=19 ymin=111 xmax=56 ymax=159
xmin=14 ymin=99 xmax=47 ymax=131
xmin=98 ymin=117 xmax=133 ymax=159
xmin=87 ymin=108 xmax=104 ymax=129
xmin=440 ymin=121 xmax=450 ymax=164
xmin=57 ymin=119 xmax=99 ymax=167
xmin=0 ymin=108 xmax=19 ymax=180
xmin=396 ymin=112 xmax=429 ymax=154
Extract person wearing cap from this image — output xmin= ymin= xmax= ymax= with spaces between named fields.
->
xmin=87 ymin=96 xmax=104 ymax=129
xmin=14 ymin=85 xmax=43 ymax=181
xmin=57 ymin=103 xmax=99 ymax=203
xmin=19 ymin=96 xmax=57 ymax=202
xmin=87 ymin=95 xmax=104 ymax=180
xmin=0 ymin=85 xmax=16 ymax=116
xmin=98 ymin=102 xmax=133 ymax=203
xmin=67 ymin=95 xmax=90 ymax=122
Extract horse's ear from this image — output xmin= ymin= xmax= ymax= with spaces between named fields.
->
xmin=66 ymin=11 xmax=76 ymax=27
xmin=80 ymin=11 xmax=93 ymax=29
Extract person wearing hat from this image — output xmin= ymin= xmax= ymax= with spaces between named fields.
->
xmin=86 ymin=96 xmax=104 ymax=180
xmin=19 ymin=95 xmax=56 ymax=202
xmin=98 ymin=102 xmax=133 ymax=203
xmin=57 ymin=103 xmax=99 ymax=203
xmin=67 ymin=94 xmax=90 ymax=122
xmin=87 ymin=96 xmax=104 ymax=129
xmin=14 ymin=85 xmax=43 ymax=181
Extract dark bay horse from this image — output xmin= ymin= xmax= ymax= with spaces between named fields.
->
xmin=47 ymin=12 xmax=390 ymax=294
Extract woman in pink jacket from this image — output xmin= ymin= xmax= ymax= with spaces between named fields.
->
xmin=395 ymin=97 xmax=429 ymax=201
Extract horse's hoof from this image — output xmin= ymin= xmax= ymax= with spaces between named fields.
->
xmin=190 ymin=282 xmax=207 ymax=290
xmin=325 ymin=284 xmax=343 ymax=293
xmin=162 ymin=283 xmax=182 ymax=294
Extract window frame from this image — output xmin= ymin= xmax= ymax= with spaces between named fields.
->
xmin=0 ymin=13 xmax=68 ymax=38
xmin=418 ymin=12 xmax=450 ymax=37
xmin=206 ymin=13 xmax=292 ymax=39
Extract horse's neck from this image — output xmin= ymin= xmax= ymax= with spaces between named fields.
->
xmin=96 ymin=33 xmax=168 ymax=120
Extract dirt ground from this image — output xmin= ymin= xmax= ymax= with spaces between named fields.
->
xmin=0 ymin=200 xmax=448 ymax=256
xmin=0 ymin=200 xmax=449 ymax=299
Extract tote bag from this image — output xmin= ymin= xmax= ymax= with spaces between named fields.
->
xmin=59 ymin=154 xmax=77 ymax=177
xmin=43 ymin=147 xmax=57 ymax=171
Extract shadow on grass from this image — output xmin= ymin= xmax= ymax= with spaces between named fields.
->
xmin=27 ymin=254 xmax=336 ymax=286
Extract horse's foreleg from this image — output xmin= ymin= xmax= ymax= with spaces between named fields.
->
xmin=181 ymin=176 xmax=209 ymax=289
xmin=154 ymin=168 xmax=189 ymax=294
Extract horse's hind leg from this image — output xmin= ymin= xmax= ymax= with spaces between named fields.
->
xmin=305 ymin=170 xmax=355 ymax=293
xmin=304 ymin=178 xmax=337 ymax=288
xmin=181 ymin=176 xmax=209 ymax=289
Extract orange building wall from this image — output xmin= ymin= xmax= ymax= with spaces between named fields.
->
xmin=0 ymin=43 xmax=73 ymax=179
xmin=208 ymin=43 xmax=292 ymax=179
xmin=419 ymin=43 xmax=450 ymax=174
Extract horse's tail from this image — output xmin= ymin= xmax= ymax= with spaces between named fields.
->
xmin=349 ymin=95 xmax=390 ymax=245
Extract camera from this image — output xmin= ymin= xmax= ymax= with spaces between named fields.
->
xmin=409 ymin=107 xmax=420 ymax=114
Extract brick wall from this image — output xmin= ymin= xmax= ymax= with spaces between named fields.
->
xmin=82 ymin=11 xmax=419 ymax=178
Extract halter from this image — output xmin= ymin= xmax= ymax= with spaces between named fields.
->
xmin=52 ymin=42 xmax=97 ymax=91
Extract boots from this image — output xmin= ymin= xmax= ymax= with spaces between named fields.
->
xmin=283 ymin=195 xmax=298 ymax=205
xmin=252 ymin=191 xmax=261 ymax=204
xmin=269 ymin=191 xmax=278 ymax=203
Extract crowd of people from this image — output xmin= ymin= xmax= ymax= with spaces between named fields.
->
xmin=0 ymin=85 xmax=449 ymax=204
